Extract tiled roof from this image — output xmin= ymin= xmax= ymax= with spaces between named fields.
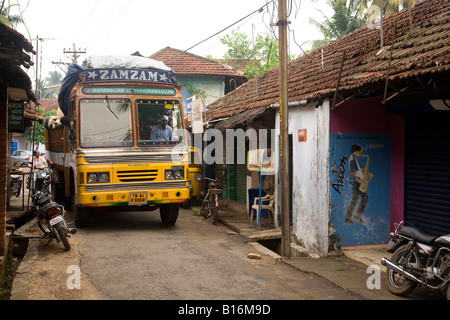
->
xmin=36 ymin=99 xmax=59 ymax=113
xmin=150 ymin=47 xmax=246 ymax=77
xmin=23 ymin=104 xmax=44 ymax=122
xmin=206 ymin=0 xmax=450 ymax=120
xmin=0 ymin=22 xmax=36 ymax=102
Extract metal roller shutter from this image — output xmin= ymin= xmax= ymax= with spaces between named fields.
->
xmin=405 ymin=112 xmax=450 ymax=235
xmin=235 ymin=164 xmax=247 ymax=203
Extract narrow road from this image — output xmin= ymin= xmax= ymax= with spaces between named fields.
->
xmin=74 ymin=207 xmax=359 ymax=300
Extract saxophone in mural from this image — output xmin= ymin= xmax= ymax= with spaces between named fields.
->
xmin=359 ymin=154 xmax=373 ymax=193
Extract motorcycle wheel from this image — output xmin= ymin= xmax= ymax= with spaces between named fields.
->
xmin=57 ymin=227 xmax=71 ymax=251
xmin=201 ymin=199 xmax=210 ymax=219
xmin=211 ymin=207 xmax=219 ymax=225
xmin=386 ymin=244 xmax=419 ymax=296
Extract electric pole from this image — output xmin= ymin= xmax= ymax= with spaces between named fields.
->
xmin=63 ymin=43 xmax=86 ymax=64
xmin=278 ymin=0 xmax=291 ymax=257
xmin=51 ymin=59 xmax=71 ymax=73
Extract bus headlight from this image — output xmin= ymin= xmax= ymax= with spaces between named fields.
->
xmin=165 ymin=168 xmax=184 ymax=180
xmin=174 ymin=170 xmax=184 ymax=180
xmin=87 ymin=172 xmax=110 ymax=183
xmin=165 ymin=170 xmax=174 ymax=180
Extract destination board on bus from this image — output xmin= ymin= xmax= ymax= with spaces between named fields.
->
xmin=81 ymin=87 xmax=176 ymax=96
xmin=85 ymin=68 xmax=177 ymax=84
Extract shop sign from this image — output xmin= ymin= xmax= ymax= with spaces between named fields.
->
xmin=8 ymin=101 xmax=24 ymax=133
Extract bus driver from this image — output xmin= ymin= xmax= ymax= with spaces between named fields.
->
xmin=151 ymin=115 xmax=175 ymax=141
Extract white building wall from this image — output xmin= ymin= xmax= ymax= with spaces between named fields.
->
xmin=275 ymin=100 xmax=330 ymax=257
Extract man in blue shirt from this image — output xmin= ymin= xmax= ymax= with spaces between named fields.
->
xmin=151 ymin=115 xmax=174 ymax=141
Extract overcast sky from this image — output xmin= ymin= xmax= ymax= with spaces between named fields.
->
xmin=11 ymin=0 xmax=332 ymax=81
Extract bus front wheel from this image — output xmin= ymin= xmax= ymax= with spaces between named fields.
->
xmin=160 ymin=204 xmax=179 ymax=226
xmin=75 ymin=206 xmax=91 ymax=228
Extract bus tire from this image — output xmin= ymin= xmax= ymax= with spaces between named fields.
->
xmin=75 ymin=206 xmax=91 ymax=228
xmin=160 ymin=204 xmax=179 ymax=226
xmin=181 ymin=199 xmax=190 ymax=209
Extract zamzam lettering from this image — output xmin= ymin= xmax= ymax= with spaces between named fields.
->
xmin=87 ymin=69 xmax=169 ymax=82
xmin=332 ymin=156 xmax=347 ymax=194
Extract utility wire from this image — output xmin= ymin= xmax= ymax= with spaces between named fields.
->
xmin=72 ymin=0 xmax=100 ymax=44
xmin=163 ymin=0 xmax=276 ymax=63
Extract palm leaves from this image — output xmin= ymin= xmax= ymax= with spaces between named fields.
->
xmin=0 ymin=4 xmax=24 ymax=28
xmin=308 ymin=0 xmax=417 ymax=50
xmin=309 ymin=0 xmax=361 ymax=40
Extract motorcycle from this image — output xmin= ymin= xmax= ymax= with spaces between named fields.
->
xmin=381 ymin=221 xmax=450 ymax=299
xmin=29 ymin=164 xmax=75 ymax=251
xmin=27 ymin=163 xmax=51 ymax=194
xmin=31 ymin=191 xmax=75 ymax=251
xmin=9 ymin=176 xmax=22 ymax=198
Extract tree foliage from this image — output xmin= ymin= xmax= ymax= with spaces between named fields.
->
xmin=219 ymin=30 xmax=282 ymax=79
xmin=0 ymin=4 xmax=23 ymax=28
xmin=24 ymin=107 xmax=57 ymax=145
xmin=308 ymin=0 xmax=417 ymax=50
xmin=37 ymin=71 xmax=63 ymax=99
xmin=24 ymin=70 xmax=63 ymax=144
xmin=309 ymin=0 xmax=362 ymax=50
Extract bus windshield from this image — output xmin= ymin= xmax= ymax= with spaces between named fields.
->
xmin=79 ymin=98 xmax=133 ymax=148
xmin=136 ymin=99 xmax=184 ymax=146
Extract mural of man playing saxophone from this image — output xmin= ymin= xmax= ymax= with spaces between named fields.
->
xmin=345 ymin=144 xmax=373 ymax=224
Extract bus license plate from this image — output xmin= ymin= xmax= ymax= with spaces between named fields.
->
xmin=129 ymin=192 xmax=147 ymax=205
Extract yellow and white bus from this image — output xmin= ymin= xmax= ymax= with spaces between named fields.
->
xmin=45 ymin=65 xmax=189 ymax=227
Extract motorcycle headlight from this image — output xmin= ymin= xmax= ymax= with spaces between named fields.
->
xmin=87 ymin=172 xmax=110 ymax=183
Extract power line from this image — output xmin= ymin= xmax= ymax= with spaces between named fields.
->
xmin=84 ymin=0 xmax=131 ymax=48
xmin=72 ymin=0 xmax=101 ymax=44
xmin=163 ymin=0 xmax=277 ymax=63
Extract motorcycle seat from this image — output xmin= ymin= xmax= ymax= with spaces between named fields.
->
xmin=398 ymin=225 xmax=437 ymax=245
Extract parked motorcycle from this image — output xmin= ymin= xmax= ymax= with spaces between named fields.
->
xmin=27 ymin=163 xmax=51 ymax=194
xmin=29 ymin=164 xmax=75 ymax=251
xmin=9 ymin=176 xmax=22 ymax=198
xmin=31 ymin=191 xmax=75 ymax=251
xmin=10 ymin=162 xmax=23 ymax=198
xmin=381 ymin=221 xmax=450 ymax=299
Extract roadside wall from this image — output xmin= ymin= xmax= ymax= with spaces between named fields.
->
xmin=275 ymin=100 xmax=330 ymax=257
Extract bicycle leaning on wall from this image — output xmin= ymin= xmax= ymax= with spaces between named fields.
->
xmin=201 ymin=177 xmax=222 ymax=224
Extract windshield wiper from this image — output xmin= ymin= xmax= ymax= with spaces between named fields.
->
xmin=105 ymin=95 xmax=119 ymax=119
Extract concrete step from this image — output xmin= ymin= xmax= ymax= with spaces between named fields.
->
xmin=341 ymin=244 xmax=389 ymax=272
